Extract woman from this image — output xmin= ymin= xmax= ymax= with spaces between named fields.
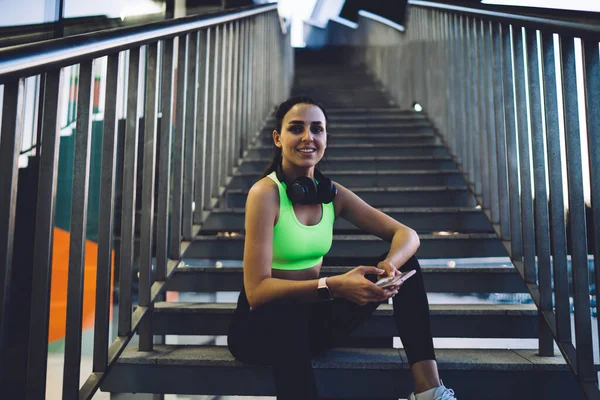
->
xmin=227 ymin=96 xmax=457 ymax=400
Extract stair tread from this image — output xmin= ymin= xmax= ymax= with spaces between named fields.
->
xmin=115 ymin=345 xmax=571 ymax=371
xmin=226 ymin=185 xmax=468 ymax=193
xmin=176 ymin=265 xmax=518 ymax=274
xmin=209 ymin=207 xmax=483 ymax=214
xmin=195 ymin=233 xmax=500 ymax=240
xmin=235 ymin=169 xmax=460 ymax=176
xmin=250 ymin=143 xmax=442 ymax=149
xmin=242 ymin=155 xmax=452 ymax=161
xmin=154 ymin=302 xmax=538 ymax=315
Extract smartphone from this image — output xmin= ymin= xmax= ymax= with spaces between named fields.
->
xmin=375 ymin=270 xmax=416 ymax=289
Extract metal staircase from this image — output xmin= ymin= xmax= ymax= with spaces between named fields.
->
xmin=1 ymin=2 xmax=598 ymax=399
xmin=100 ymin=53 xmax=584 ymax=399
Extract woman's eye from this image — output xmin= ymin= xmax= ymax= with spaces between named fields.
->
xmin=290 ymin=126 xmax=303 ymax=134
xmin=311 ymin=126 xmax=324 ymax=134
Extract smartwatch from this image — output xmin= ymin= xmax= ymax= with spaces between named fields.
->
xmin=317 ymin=277 xmax=333 ymax=301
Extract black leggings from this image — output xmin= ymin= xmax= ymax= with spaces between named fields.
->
xmin=227 ymin=255 xmax=435 ymax=400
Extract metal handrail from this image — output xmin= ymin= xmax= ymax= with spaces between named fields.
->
xmin=409 ymin=0 xmax=600 ymax=38
xmin=354 ymin=2 xmax=600 ymax=399
xmin=0 ymin=4 xmax=277 ymax=80
xmin=0 ymin=3 xmax=292 ymax=399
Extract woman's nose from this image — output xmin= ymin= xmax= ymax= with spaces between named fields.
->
xmin=302 ymin=131 xmax=314 ymax=142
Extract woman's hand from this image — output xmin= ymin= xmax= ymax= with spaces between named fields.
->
xmin=328 ymin=266 xmax=399 ymax=305
xmin=377 ymin=259 xmax=400 ymax=279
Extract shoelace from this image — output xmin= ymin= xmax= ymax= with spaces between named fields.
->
xmin=438 ymin=387 xmax=456 ymax=400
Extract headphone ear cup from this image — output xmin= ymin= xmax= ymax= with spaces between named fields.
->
xmin=288 ymin=176 xmax=318 ymax=204
xmin=317 ymin=177 xmax=337 ymax=204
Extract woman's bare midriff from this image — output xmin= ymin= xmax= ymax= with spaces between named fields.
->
xmin=271 ymin=263 xmax=322 ymax=281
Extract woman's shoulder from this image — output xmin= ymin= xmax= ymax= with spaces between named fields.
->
xmin=247 ymin=176 xmax=280 ymax=207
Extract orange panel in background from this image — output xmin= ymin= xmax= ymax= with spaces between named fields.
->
xmin=48 ymin=227 xmax=114 ymax=343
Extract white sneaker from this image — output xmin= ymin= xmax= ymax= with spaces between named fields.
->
xmin=407 ymin=381 xmax=456 ymax=400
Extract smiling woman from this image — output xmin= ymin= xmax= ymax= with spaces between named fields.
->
xmin=226 ymin=96 xmax=458 ymax=400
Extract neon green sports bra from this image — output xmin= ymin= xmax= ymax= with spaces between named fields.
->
xmin=267 ymin=171 xmax=335 ymax=270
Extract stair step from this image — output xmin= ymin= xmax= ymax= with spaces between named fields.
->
xmin=202 ymin=208 xmax=494 ymax=234
xmin=185 ymin=234 xmax=507 ymax=261
xmin=152 ymin=302 xmax=538 ymax=338
xmin=228 ymin=170 xmax=465 ymax=189
xmin=224 ymin=186 xmax=472 ymax=208
xmin=101 ymin=346 xmax=581 ymax=399
xmin=246 ymin=144 xmax=449 ymax=158
xmin=255 ymin=133 xmax=439 ymax=145
xmin=325 ymin=108 xmax=412 ymax=114
xmin=265 ymin=114 xmax=427 ymax=122
xmin=164 ymin=265 xmax=527 ymax=293
xmin=238 ymin=156 xmax=458 ymax=172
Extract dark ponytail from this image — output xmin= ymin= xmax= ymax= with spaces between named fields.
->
xmin=260 ymin=96 xmax=329 ymax=178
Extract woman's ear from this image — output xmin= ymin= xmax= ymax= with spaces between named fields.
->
xmin=273 ymin=130 xmax=281 ymax=148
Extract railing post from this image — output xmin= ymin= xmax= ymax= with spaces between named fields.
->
xmin=194 ymin=29 xmax=208 ymax=224
xmin=138 ymin=41 xmax=159 ymax=351
xmin=492 ymin=23 xmax=510 ymax=241
xmin=62 ymin=59 xmax=94 ymax=398
xmin=502 ymin=24 xmax=523 ymax=263
xmin=170 ymin=35 xmax=187 ymax=259
xmin=156 ymin=38 xmax=175 ymax=281
xmin=182 ymin=32 xmax=198 ymax=241
xmin=559 ymin=35 xmax=595 ymax=385
xmin=26 ymin=69 xmax=61 ymax=398
xmin=118 ymin=47 xmax=141 ymax=337
xmin=513 ymin=26 xmax=537 ymax=284
xmin=525 ymin=28 xmax=553 ymax=356
xmin=93 ymin=53 xmax=120 ymax=372
xmin=582 ymin=38 xmax=600 ymax=363
xmin=540 ymin=31 xmax=571 ymax=345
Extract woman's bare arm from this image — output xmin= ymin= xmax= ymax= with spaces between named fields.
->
xmin=332 ymin=181 xmax=420 ymax=274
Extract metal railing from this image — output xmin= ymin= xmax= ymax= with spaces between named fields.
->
xmin=0 ymin=4 xmax=292 ymax=398
xmin=352 ymin=1 xmax=600 ymax=398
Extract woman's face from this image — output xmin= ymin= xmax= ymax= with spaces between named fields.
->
xmin=273 ymin=103 xmax=327 ymax=169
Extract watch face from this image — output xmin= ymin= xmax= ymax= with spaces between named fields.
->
xmin=318 ymin=286 xmax=331 ymax=300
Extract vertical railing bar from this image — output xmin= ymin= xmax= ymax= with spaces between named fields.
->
xmin=92 ymin=53 xmax=120 ymax=373
xmin=455 ymin=15 xmax=466 ymax=171
xmin=248 ymin=17 xmax=255 ymax=145
xmin=485 ymin=21 xmax=500 ymax=225
xmin=559 ymin=35 xmax=595 ymax=384
xmin=26 ymin=69 xmax=61 ymax=398
xmin=582 ymin=39 xmax=600 ymax=360
xmin=493 ymin=23 xmax=510 ymax=240
xmin=182 ymin=32 xmax=198 ymax=241
xmin=526 ymin=28 xmax=553 ymax=355
xmin=236 ymin=19 xmax=245 ymax=161
xmin=204 ymin=27 xmax=215 ymax=212
xmin=470 ymin=18 xmax=482 ymax=197
xmin=170 ymin=36 xmax=187 ymax=259
xmin=230 ymin=20 xmax=240 ymax=172
xmin=194 ymin=29 xmax=208 ymax=224
xmin=138 ymin=41 xmax=159 ymax=351
xmin=541 ymin=31 xmax=571 ymax=344
xmin=221 ymin=22 xmax=231 ymax=189
xmin=503 ymin=24 xmax=523 ymax=260
xmin=156 ymin=38 xmax=174 ymax=281
xmin=462 ymin=16 xmax=472 ymax=183
xmin=447 ymin=13 xmax=454 ymax=154
xmin=0 ymin=79 xmax=24 ymax=382
xmin=513 ymin=26 xmax=536 ymax=283
xmin=478 ymin=20 xmax=490 ymax=211
xmin=213 ymin=24 xmax=224 ymax=199
xmin=62 ymin=59 xmax=94 ymax=398
xmin=118 ymin=47 xmax=141 ymax=337
xmin=204 ymin=26 xmax=216 ymax=212
xmin=226 ymin=22 xmax=235 ymax=178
